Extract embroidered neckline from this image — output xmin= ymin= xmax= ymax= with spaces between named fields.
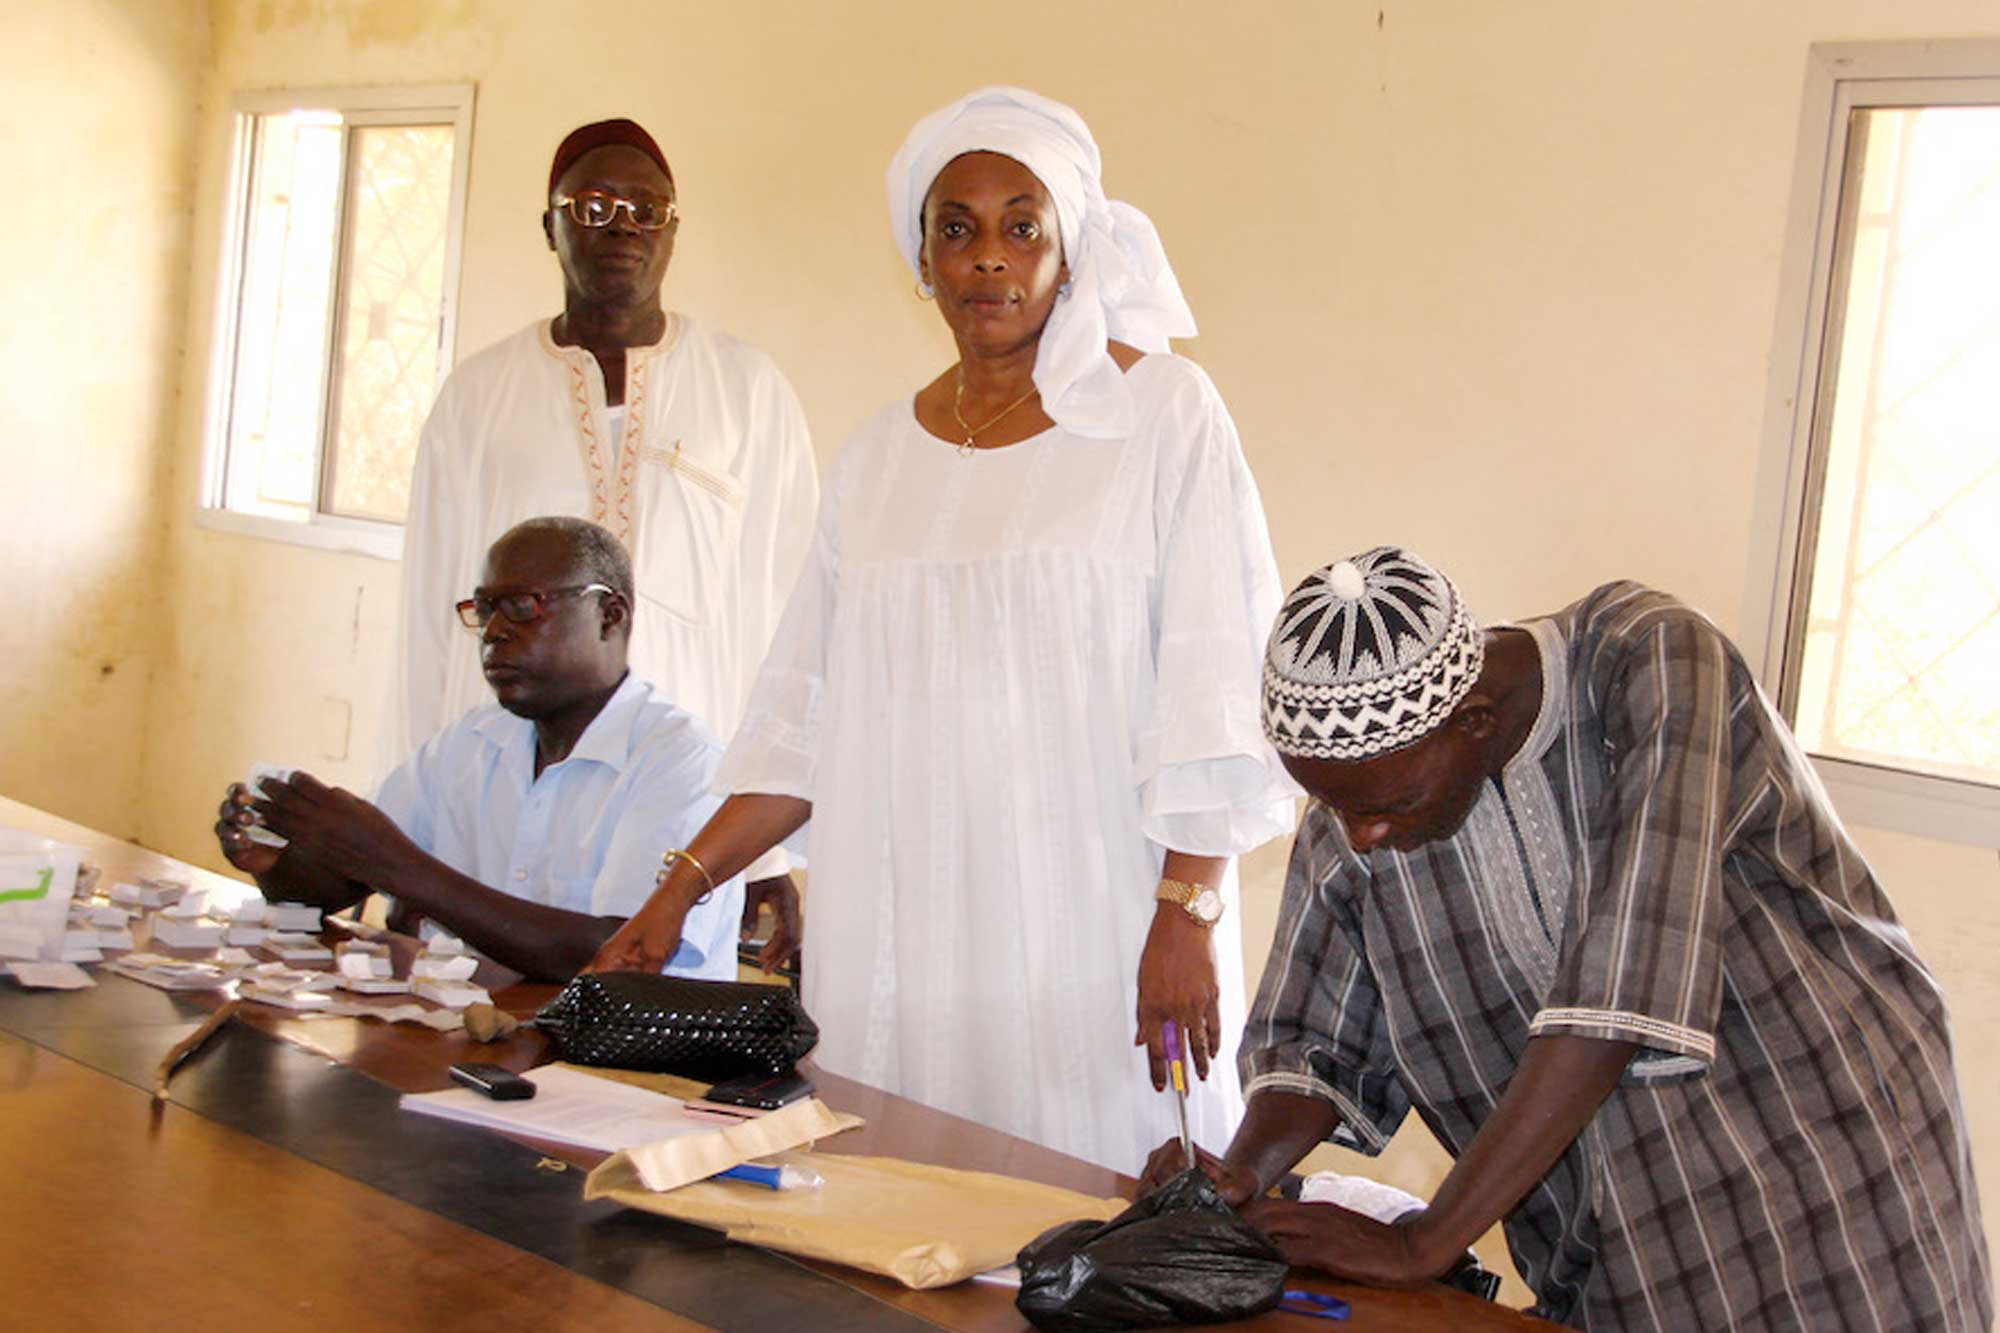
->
xmin=538 ymin=315 xmax=682 ymax=545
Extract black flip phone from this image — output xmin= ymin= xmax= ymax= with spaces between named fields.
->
xmin=448 ymin=1061 xmax=537 ymax=1100
xmin=697 ymin=1069 xmax=814 ymax=1112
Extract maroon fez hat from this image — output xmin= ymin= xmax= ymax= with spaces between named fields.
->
xmin=548 ymin=119 xmax=675 ymax=197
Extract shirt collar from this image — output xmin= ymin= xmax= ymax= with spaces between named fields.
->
xmin=535 ymin=313 xmax=682 ymax=369
xmin=1499 ymin=617 xmax=1568 ymax=775
xmin=472 ymin=672 xmax=653 ymax=779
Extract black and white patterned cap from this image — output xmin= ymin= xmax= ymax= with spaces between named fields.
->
xmin=1262 ymin=546 xmax=1485 ymax=760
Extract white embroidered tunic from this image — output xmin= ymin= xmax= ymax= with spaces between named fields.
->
xmin=719 ymin=353 xmax=1297 ymax=1172
xmin=388 ymin=317 xmax=820 ymax=817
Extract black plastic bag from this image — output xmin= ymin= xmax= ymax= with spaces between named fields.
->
xmin=1015 ymin=1169 xmax=1287 ymax=1330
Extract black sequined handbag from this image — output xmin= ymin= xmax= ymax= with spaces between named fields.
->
xmin=533 ymin=972 xmax=819 ymax=1080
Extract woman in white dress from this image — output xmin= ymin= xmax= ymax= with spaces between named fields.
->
xmin=591 ymin=86 xmax=1295 ymax=1173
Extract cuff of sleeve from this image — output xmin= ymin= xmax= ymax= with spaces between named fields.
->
xmin=1528 ymin=1006 xmax=1716 ymax=1064
xmin=1140 ymin=753 xmax=1299 ymax=857
xmin=744 ymin=847 xmax=790 ymax=881
xmin=1243 ymin=1070 xmax=1391 ymax=1156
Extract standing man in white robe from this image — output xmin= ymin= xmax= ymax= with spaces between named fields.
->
xmin=389 ymin=119 xmax=818 ymax=960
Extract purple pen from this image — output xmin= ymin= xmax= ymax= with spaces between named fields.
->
xmin=1164 ymin=1019 xmax=1195 ymax=1170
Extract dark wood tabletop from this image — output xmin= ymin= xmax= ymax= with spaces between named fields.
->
xmin=0 ymin=794 xmax=1555 ymax=1332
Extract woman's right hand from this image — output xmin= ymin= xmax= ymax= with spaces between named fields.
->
xmin=214 ymin=783 xmax=281 ymax=878
xmin=1137 ymin=1139 xmax=1262 ymax=1207
xmin=586 ymin=875 xmax=692 ymax=974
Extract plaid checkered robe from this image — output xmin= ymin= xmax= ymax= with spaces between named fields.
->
xmin=1242 ymin=583 xmax=1990 ymax=1330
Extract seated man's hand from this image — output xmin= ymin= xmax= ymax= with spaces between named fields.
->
xmin=1139 ymin=1139 xmax=1261 ymax=1207
xmin=1240 ymin=1197 xmax=1434 ymax=1288
xmin=740 ymin=873 xmax=802 ymax=972
xmin=253 ymin=771 xmax=415 ymax=888
xmin=214 ymin=783 xmax=282 ymax=878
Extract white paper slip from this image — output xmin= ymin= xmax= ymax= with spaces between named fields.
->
xmin=242 ymin=983 xmax=333 ymax=1011
xmin=337 ymin=951 xmax=392 ymax=980
xmin=60 ymin=936 xmax=103 ymax=963
xmin=215 ymin=947 xmax=256 ymax=966
xmin=340 ymin=976 xmax=411 ymax=995
xmin=244 ymin=764 xmax=296 ymax=849
xmin=6 ymin=962 xmax=96 ymax=990
xmin=267 ymin=934 xmax=333 ymax=962
xmin=86 ymin=902 xmax=135 ymax=926
xmin=265 ymin=904 xmax=323 ymax=933
xmin=401 ymin=1065 xmax=712 ymax=1153
xmin=159 ymin=890 xmax=211 ymax=919
xmin=424 ymin=934 xmax=467 ymax=956
xmin=111 ymin=961 xmax=232 ymax=991
xmin=412 ymin=978 xmax=489 ymax=1009
xmin=225 ymin=924 xmax=271 ymax=947
xmin=411 ymin=954 xmax=477 ymax=982
xmin=412 ymin=1009 xmax=466 ymax=1032
xmin=151 ymin=919 xmax=225 ymax=949
xmin=136 ymin=879 xmax=188 ymax=909
xmin=94 ymin=927 xmax=136 ymax=951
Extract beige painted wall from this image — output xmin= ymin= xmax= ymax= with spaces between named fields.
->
xmin=8 ymin=0 xmax=1997 ymax=1305
xmin=0 ymin=0 xmax=205 ymax=840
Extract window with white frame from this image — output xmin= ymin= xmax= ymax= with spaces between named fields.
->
xmin=200 ymin=85 xmax=473 ymax=559
xmin=1748 ymin=41 xmax=2000 ymax=846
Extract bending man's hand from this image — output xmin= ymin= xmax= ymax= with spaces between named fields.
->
xmin=1242 ymin=1199 xmax=1432 ymax=1288
xmin=1135 ymin=901 xmax=1221 ymax=1088
xmin=1138 ymin=1139 xmax=1260 ymax=1206
xmin=740 ymin=874 xmax=802 ymax=972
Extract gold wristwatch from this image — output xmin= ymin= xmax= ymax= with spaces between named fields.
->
xmin=1156 ymin=877 xmax=1223 ymax=927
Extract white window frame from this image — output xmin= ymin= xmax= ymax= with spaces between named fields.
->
xmin=196 ymin=84 xmax=475 ymax=562
xmin=1743 ymin=39 xmax=2000 ymax=848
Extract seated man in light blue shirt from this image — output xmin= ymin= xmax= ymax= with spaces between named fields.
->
xmin=213 ymin=517 xmax=740 ymax=981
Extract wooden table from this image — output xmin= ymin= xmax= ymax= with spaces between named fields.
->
xmin=0 ymin=796 xmax=1554 ymax=1331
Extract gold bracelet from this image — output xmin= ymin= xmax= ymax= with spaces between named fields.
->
xmin=660 ymin=847 xmax=716 ymax=904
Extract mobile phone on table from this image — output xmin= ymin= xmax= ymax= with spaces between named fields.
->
xmin=685 ymin=1069 xmax=813 ymax=1117
xmin=448 ymin=1061 xmax=536 ymax=1100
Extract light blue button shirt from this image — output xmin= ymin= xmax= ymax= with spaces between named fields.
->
xmin=373 ymin=673 xmax=741 ymax=979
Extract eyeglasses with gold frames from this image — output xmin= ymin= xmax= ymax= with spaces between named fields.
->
xmin=550 ymin=190 xmax=677 ymax=231
xmin=456 ymin=583 xmax=616 ymax=630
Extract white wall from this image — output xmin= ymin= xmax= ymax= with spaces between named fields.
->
xmin=0 ymin=0 xmax=205 ymax=839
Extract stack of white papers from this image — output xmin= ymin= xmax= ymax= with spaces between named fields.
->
xmin=5 ymin=961 xmax=96 ymax=990
xmin=111 ymin=955 xmax=234 ymax=990
xmin=152 ymin=918 xmax=225 ymax=949
xmin=401 ymin=1066 xmax=712 ymax=1153
xmin=60 ymin=929 xmax=103 ymax=963
xmin=266 ymin=904 xmax=323 ymax=933
xmin=266 ymin=934 xmax=332 ymax=962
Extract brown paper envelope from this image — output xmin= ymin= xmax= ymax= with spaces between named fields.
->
xmin=584 ymin=1149 xmax=1125 ymax=1289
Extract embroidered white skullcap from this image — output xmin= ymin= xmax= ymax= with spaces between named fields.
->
xmin=885 ymin=86 xmax=1197 ymax=439
xmin=1262 ymin=547 xmax=1485 ymax=761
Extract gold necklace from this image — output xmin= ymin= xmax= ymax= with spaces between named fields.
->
xmin=951 ymin=366 xmax=1039 ymax=456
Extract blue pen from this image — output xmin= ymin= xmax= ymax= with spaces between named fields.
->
xmin=1278 ymin=1289 xmax=1351 ymax=1320
xmin=714 ymin=1161 xmax=824 ymax=1191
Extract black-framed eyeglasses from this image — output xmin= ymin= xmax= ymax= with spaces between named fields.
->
xmin=456 ymin=583 xmax=615 ymax=630
xmin=551 ymin=190 xmax=677 ymax=230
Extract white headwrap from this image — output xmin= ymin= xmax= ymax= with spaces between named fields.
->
xmin=885 ymin=86 xmax=1197 ymax=440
